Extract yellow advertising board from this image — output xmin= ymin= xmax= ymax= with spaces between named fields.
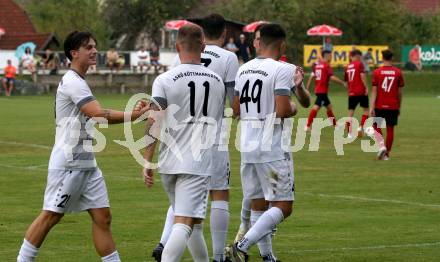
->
xmin=303 ymin=45 xmax=389 ymax=67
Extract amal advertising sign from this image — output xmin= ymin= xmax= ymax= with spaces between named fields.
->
xmin=402 ymin=45 xmax=440 ymax=67
xmin=304 ymin=45 xmax=389 ymax=67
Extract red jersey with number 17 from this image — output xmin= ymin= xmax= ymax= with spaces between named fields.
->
xmin=372 ymin=66 xmax=404 ymax=110
xmin=344 ymin=61 xmax=367 ymax=96
xmin=312 ymin=61 xmax=333 ymax=94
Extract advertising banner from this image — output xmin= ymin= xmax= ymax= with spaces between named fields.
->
xmin=402 ymin=45 xmax=440 ymax=68
xmin=304 ymin=45 xmax=389 ymax=67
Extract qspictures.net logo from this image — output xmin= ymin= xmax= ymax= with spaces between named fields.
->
xmin=60 ymin=94 xmax=387 ymax=169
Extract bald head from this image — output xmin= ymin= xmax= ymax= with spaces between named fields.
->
xmin=176 ymin=24 xmax=205 ymax=53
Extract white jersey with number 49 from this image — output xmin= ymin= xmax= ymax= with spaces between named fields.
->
xmin=151 ymin=63 xmax=225 ymax=176
xmin=235 ymin=58 xmax=296 ymax=164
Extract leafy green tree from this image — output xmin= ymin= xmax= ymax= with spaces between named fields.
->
xmin=401 ymin=11 xmax=440 ymax=45
xmin=306 ymin=0 xmax=404 ymax=45
xmin=213 ymin=0 xmax=408 ymax=64
xmin=102 ymin=0 xmax=196 ymax=49
xmin=24 ymin=0 xmax=110 ymax=49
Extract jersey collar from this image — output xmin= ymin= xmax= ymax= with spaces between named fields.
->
xmin=69 ymin=68 xmax=85 ymax=80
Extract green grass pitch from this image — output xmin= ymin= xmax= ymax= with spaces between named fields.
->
xmin=0 ymin=75 xmax=439 ymax=261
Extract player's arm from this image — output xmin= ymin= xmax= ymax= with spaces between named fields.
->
xmin=143 ymin=102 xmax=163 ymax=188
xmin=369 ymin=85 xmax=377 ymax=116
xmin=225 ymin=55 xmax=240 ymax=107
xmin=293 ymin=82 xmax=310 ymax=108
xmin=232 ymin=94 xmax=240 ymax=118
xmin=330 ymin=75 xmax=346 ymax=87
xmin=361 ymin=72 xmax=369 ymax=93
xmin=306 ymin=73 xmax=315 ymax=91
xmin=275 ymin=95 xmax=297 ymax=118
xmin=232 ymin=70 xmax=241 ymax=118
xmin=398 ymin=86 xmax=403 ymax=115
xmin=343 ymin=69 xmax=348 ymax=86
xmin=293 ymin=67 xmax=311 ymax=108
xmin=80 ymin=100 xmax=148 ymax=124
xmin=398 ymin=73 xmax=404 ymax=115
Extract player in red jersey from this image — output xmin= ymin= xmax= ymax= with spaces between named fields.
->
xmin=305 ymin=50 xmax=346 ymax=131
xmin=370 ymin=49 xmax=404 ymax=160
xmin=344 ymin=49 xmax=370 ymax=136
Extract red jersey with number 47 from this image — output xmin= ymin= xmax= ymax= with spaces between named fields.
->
xmin=313 ymin=61 xmax=333 ymax=94
xmin=372 ymin=66 xmax=404 ymax=110
xmin=344 ymin=61 xmax=367 ymax=96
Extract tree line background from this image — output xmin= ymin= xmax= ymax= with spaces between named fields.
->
xmin=16 ymin=0 xmax=440 ymax=64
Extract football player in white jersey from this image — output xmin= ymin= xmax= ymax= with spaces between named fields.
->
xmin=151 ymin=14 xmax=239 ymax=262
xmin=143 ymin=24 xmax=226 ymax=262
xmin=16 ymin=31 xmax=149 ymax=262
xmin=229 ymin=24 xmax=310 ymax=262
xmin=230 ymin=24 xmax=308 ymax=262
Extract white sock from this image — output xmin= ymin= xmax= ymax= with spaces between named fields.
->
xmin=160 ymin=205 xmax=175 ymax=245
xmin=17 ymin=239 xmax=39 ymax=262
xmin=162 ymin=223 xmax=192 ymax=262
xmin=251 ymin=210 xmax=272 ymax=257
xmin=101 ymin=251 xmax=121 ymax=262
xmin=187 ymin=223 xmax=209 ymax=262
xmin=210 ymin=200 xmax=229 ymax=262
xmin=237 ymin=207 xmax=284 ymax=253
xmin=239 ymin=198 xmax=251 ymax=231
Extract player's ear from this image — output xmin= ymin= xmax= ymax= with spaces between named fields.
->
xmin=200 ymin=42 xmax=206 ymax=53
xmin=253 ymin=38 xmax=259 ymax=50
xmin=70 ymin=49 xmax=77 ymax=60
xmin=176 ymin=42 xmax=181 ymax=53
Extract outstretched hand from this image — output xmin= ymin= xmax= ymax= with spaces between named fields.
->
xmin=294 ymin=66 xmax=305 ymax=87
xmin=133 ymin=100 xmax=150 ymax=119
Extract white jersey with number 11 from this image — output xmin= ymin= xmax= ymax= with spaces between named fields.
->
xmin=151 ymin=63 xmax=225 ymax=176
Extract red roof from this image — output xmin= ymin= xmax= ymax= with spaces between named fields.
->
xmin=0 ymin=33 xmax=56 ymax=50
xmin=403 ymin=0 xmax=440 ymax=15
xmin=0 ymin=0 xmax=36 ymax=35
xmin=0 ymin=0 xmax=58 ymax=50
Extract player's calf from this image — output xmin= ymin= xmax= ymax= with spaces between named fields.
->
xmin=88 ymin=208 xmax=119 ymax=259
xmin=270 ymin=201 xmax=292 ymax=218
xmin=18 ymin=211 xmax=64 ymax=262
xmin=25 ymin=211 xmax=64 ymax=247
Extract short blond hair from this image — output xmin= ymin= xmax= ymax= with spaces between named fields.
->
xmin=177 ymin=24 xmax=204 ymax=53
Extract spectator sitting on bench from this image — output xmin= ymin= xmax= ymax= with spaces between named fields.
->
xmin=20 ymin=47 xmax=37 ymax=81
xmin=136 ymin=46 xmax=151 ymax=73
xmin=149 ymin=45 xmax=163 ymax=73
xmin=117 ymin=54 xmax=125 ymax=70
xmin=42 ymin=48 xmax=59 ymax=75
xmin=2 ymin=59 xmax=17 ymax=97
xmin=106 ymin=47 xmax=123 ymax=72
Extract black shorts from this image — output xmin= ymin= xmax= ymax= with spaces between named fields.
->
xmin=375 ymin=109 xmax=399 ymax=126
xmin=314 ymin=93 xmax=331 ymax=107
xmin=3 ymin=77 xmax=15 ymax=84
xmin=348 ymin=95 xmax=369 ymax=110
